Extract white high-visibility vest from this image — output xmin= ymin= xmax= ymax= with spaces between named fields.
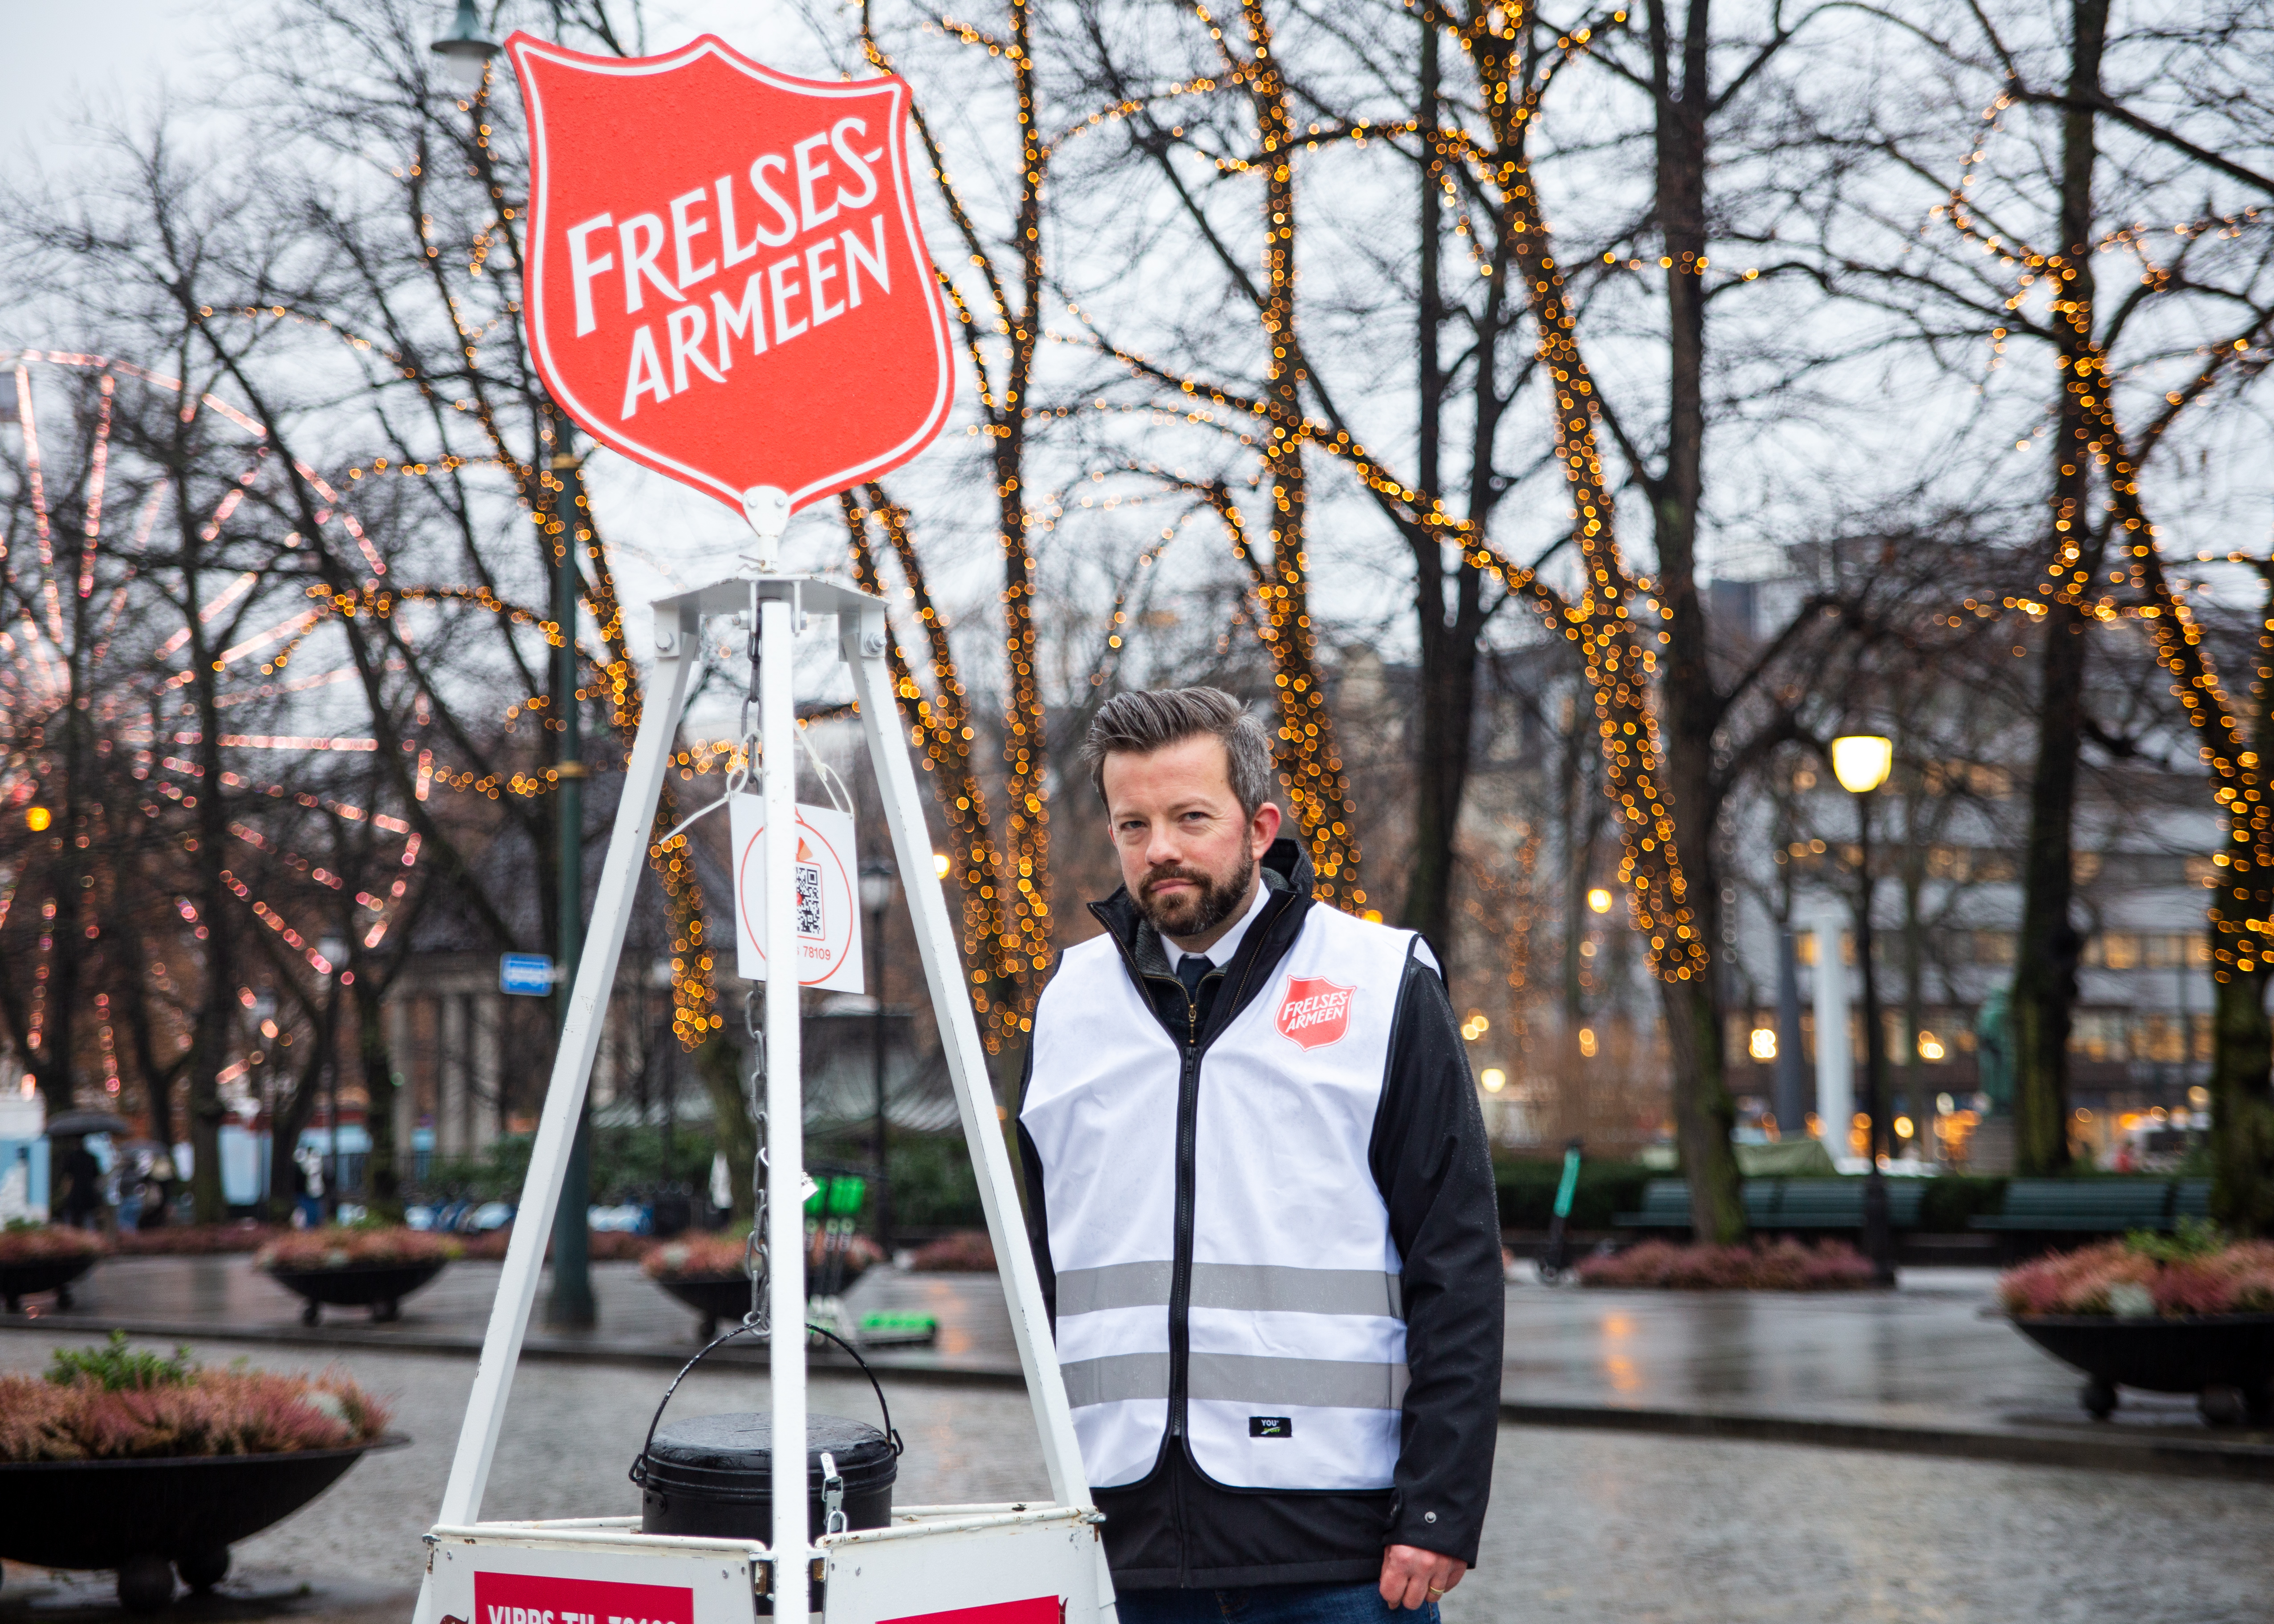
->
xmin=1023 ymin=902 xmax=1424 ymax=1492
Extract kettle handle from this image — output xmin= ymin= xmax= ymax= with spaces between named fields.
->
xmin=629 ymin=1318 xmax=904 ymax=1488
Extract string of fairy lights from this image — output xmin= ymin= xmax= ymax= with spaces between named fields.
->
xmin=1215 ymin=0 xmax=1369 ymax=914
xmin=204 ymin=68 xmax=724 ymax=1051
xmin=859 ymin=2 xmax=1065 ymax=1047
xmin=1944 ymin=89 xmax=2274 ymax=987
xmin=839 ymin=484 xmax=1027 ymax=1046
xmin=1170 ymin=473 xmax=1364 ymax=907
xmin=1082 ymin=6 xmax=1705 ymax=981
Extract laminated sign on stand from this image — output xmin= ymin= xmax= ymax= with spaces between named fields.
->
xmin=733 ymin=801 xmax=864 ymax=995
xmin=412 ymin=31 xmax=1113 ymax=1624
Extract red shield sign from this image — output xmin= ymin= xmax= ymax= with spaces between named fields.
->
xmin=1276 ymin=976 xmax=1354 ymax=1050
xmin=508 ymin=33 xmax=954 ymax=514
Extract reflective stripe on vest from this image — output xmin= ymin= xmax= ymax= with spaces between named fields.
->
xmin=1025 ymin=904 xmax=1422 ymax=1492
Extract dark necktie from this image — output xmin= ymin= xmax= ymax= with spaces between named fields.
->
xmin=1175 ymin=952 xmax=1217 ymax=1037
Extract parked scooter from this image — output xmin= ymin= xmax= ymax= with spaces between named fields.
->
xmin=1533 ymin=1137 xmax=1585 ymax=1283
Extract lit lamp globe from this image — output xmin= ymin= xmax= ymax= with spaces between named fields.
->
xmin=431 ymin=0 xmax=501 ymax=90
xmin=1829 ymin=735 xmax=1893 ymax=796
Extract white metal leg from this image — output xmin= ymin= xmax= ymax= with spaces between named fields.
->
xmin=411 ymin=633 xmax=696 ymax=1624
xmin=760 ymin=593 xmax=812 ymax=1610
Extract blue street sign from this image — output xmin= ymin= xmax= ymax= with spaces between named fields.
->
xmin=500 ymin=953 xmax=556 ymax=996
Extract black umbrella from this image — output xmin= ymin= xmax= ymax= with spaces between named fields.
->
xmin=45 ymin=1110 xmax=134 ymax=1137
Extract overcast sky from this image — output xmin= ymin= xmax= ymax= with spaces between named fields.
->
xmin=6 ymin=0 xmax=215 ymax=158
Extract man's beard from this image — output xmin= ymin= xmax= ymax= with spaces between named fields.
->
xmin=1135 ymin=848 xmax=1256 ymax=942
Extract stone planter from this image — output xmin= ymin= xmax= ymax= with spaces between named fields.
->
xmin=264 ymin=1259 xmax=449 ymax=1325
xmin=0 ymin=1437 xmax=402 ymax=1612
xmin=0 ymin=1253 xmax=99 ymax=1313
xmin=654 ymin=1271 xmax=756 ymax=1341
xmin=2011 ymin=1312 xmax=2274 ymax=1426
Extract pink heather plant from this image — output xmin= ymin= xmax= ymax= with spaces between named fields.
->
xmin=908 ymin=1230 xmax=997 ymax=1273
xmin=255 ymin=1227 xmax=461 ymax=1273
xmin=0 ymin=1365 xmax=391 ymax=1462
xmin=643 ymin=1230 xmax=883 ymax=1280
xmin=1999 ymin=1237 xmax=2274 ymax=1319
xmin=1576 ymin=1239 xmax=1878 ymax=1291
xmin=643 ymin=1233 xmax=757 ymax=1279
xmin=0 ymin=1224 xmax=110 ymax=1264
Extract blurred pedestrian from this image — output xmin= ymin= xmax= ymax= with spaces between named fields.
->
xmin=138 ymin=1147 xmax=176 ymax=1230
xmin=56 ymin=1137 xmax=103 ymax=1229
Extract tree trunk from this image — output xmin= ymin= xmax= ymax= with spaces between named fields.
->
xmin=2009 ymin=0 xmax=2110 ymax=1175
xmin=1663 ymin=975 xmax=1741 ymax=1238
xmin=264 ymin=1000 xmax=334 ymax=1223
xmin=697 ymin=1034 xmax=757 ymax=1229
xmin=2208 ymin=566 xmax=2274 ymax=1234
xmin=355 ymin=972 xmax=402 ymax=1217
xmin=1648 ymin=0 xmax=1744 ymax=1242
xmin=1399 ymin=17 xmax=1485 ymax=951
xmin=2010 ymin=622 xmax=2087 ymax=1173
xmin=1405 ymin=570 xmax=1485 ymax=950
xmin=2208 ymin=960 xmax=2274 ymax=1234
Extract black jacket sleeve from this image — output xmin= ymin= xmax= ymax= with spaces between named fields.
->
xmin=1015 ymin=1043 xmax=1057 ymax=1327
xmin=1368 ymin=948 xmax=1504 ymax=1565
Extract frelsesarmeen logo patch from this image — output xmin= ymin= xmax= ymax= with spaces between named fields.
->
xmin=1275 ymin=976 xmax=1353 ymax=1049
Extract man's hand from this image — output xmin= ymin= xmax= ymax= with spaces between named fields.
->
xmin=1379 ymin=1545 xmax=1466 ymax=1611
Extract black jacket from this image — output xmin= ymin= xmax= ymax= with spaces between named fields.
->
xmin=1018 ymin=837 xmax=1504 ymax=1590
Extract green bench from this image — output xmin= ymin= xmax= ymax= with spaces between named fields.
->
xmin=2173 ymin=1179 xmax=2213 ymax=1222
xmin=1615 ymin=1177 xmax=1924 ymax=1233
xmin=1773 ymin=1177 xmax=1926 ymax=1230
xmin=1968 ymin=1178 xmax=2181 ymax=1235
xmin=1615 ymin=1179 xmax=1697 ymax=1230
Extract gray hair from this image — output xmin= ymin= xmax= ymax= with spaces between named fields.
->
xmin=1082 ymin=687 xmax=1276 ymax=818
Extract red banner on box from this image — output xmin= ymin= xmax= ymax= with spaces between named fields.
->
xmin=882 ymin=1598 xmax=1062 ymax=1624
xmin=473 ymin=1568 xmax=693 ymax=1624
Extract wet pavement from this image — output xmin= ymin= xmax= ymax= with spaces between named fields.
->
xmin=3 ymin=1254 xmax=1019 ymax=1378
xmin=2 ymin=1327 xmax=2269 ymax=1624
xmin=13 ymin=1254 xmax=2269 ymax=1474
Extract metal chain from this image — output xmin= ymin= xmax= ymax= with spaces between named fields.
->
xmin=743 ymin=987 xmax=769 ymax=1333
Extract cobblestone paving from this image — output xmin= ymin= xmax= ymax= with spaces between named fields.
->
xmin=4 ymin=1330 xmax=2269 ymax=1622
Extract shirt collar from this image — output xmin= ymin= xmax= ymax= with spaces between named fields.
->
xmin=1164 ymin=875 xmax=1272 ymax=971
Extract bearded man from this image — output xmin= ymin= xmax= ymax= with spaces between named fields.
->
xmin=1018 ymin=687 xmax=1503 ymax=1623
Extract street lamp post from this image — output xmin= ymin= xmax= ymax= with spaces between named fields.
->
xmin=859 ymin=860 xmax=895 ymax=1253
xmin=1831 ymin=734 xmax=1897 ymax=1285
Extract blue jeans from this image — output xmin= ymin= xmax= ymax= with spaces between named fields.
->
xmin=1115 ymin=1582 xmax=1439 ymax=1624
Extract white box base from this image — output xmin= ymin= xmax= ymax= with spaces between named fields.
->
xmin=425 ymin=1502 xmax=1108 ymax=1624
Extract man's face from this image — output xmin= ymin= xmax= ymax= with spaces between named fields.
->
xmin=1102 ymin=734 xmax=1281 ymax=942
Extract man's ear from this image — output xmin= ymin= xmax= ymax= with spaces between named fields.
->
xmin=1250 ymin=800 xmax=1283 ymax=855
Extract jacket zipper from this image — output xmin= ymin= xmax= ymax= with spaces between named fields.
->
xmin=1167 ymin=980 xmax=1203 ymax=1439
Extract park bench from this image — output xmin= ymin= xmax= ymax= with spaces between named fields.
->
xmin=1614 ymin=1177 xmax=1924 ymax=1233
xmin=1615 ymin=1178 xmax=1698 ymax=1230
xmin=1773 ymin=1177 xmax=1925 ymax=1230
xmin=2172 ymin=1179 xmax=2213 ymax=1223
xmin=1969 ymin=1178 xmax=2180 ymax=1239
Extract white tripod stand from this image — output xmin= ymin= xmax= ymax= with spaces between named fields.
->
xmin=410 ymin=547 xmax=1113 ymax=1624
